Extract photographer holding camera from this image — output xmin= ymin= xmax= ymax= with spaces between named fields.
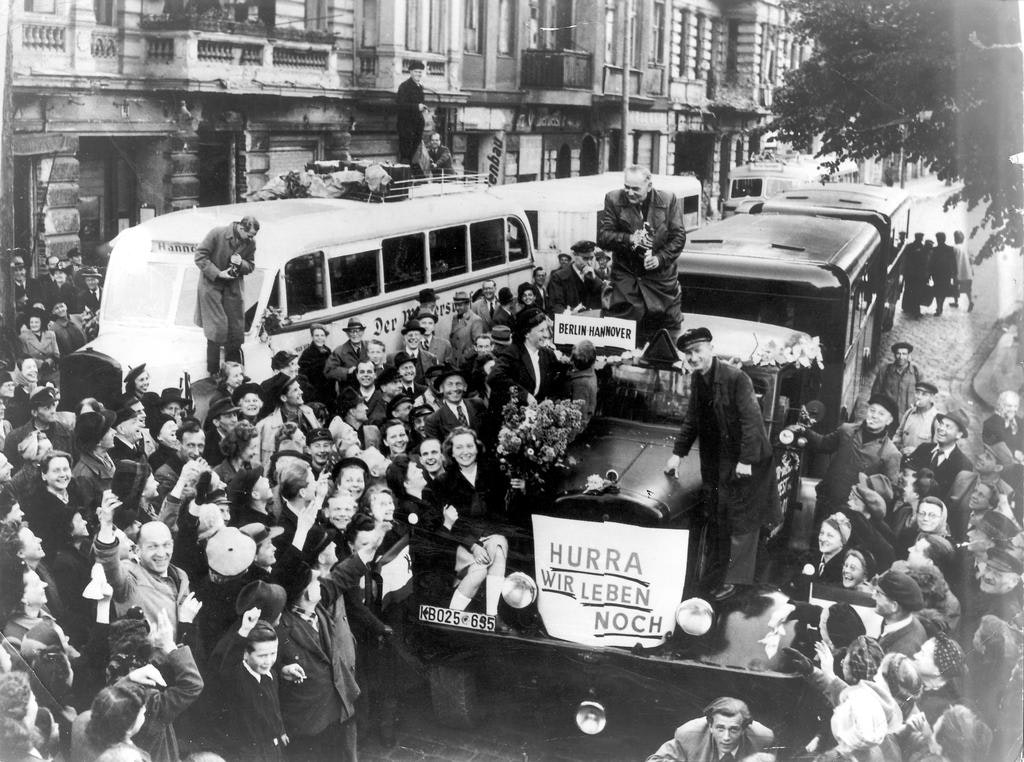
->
xmin=194 ymin=215 xmax=259 ymax=376
xmin=598 ymin=165 xmax=686 ymax=338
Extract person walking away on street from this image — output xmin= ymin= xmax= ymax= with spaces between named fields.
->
xmin=665 ymin=328 xmax=778 ymax=601
xmin=194 ymin=216 xmax=258 ymax=376
xmin=900 ymin=233 xmax=928 ymax=318
xmin=952 ymin=230 xmax=974 ymax=311
xmin=929 ymin=232 xmax=957 ymax=316
xmin=395 ymin=61 xmax=427 ymax=167
xmin=598 ymin=165 xmax=686 ymax=339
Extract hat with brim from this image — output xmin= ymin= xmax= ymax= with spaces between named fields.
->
xmin=337 ymin=385 xmax=365 ymax=415
xmin=492 ymin=325 xmax=512 ymax=345
xmin=392 ymin=351 xmax=417 ymax=370
xmin=514 ymin=306 xmax=547 ymax=336
xmin=29 ymin=387 xmax=58 ymax=409
xmin=570 ymin=240 xmax=596 ymax=254
xmin=227 ymin=465 xmax=265 ymax=509
xmin=410 ymin=404 xmax=434 ymax=420
xmin=158 ymin=387 xmax=186 ymax=407
xmin=676 ymin=327 xmax=713 ymax=352
xmin=985 ymin=547 xmax=1024 ymax=575
xmin=431 ymin=364 xmax=467 ymax=392
xmin=418 ymin=288 xmax=437 ymax=304
xmin=401 ymin=319 xmax=423 ymax=335
xmin=874 ymin=569 xmax=924 ymax=611
xmin=114 ymin=403 xmax=140 ymax=426
xmin=935 ymin=409 xmax=970 ymax=437
xmin=270 ymin=350 xmax=297 ymax=371
xmin=375 ymin=366 xmax=401 ymax=388
xmin=239 ymin=522 xmax=286 ymax=547
xmin=75 ymin=409 xmax=116 ymax=449
xmin=80 ymin=267 xmax=102 ymax=279
xmin=386 ymin=394 xmax=414 ymax=418
xmin=235 ymin=580 xmax=287 ymax=621
xmin=231 ymin=381 xmax=264 ymax=406
xmin=891 ymin=342 xmax=914 ymax=354
xmin=452 ymin=291 xmax=471 ymax=303
xmin=330 ymin=455 xmax=370 ymax=483
xmin=408 ymin=59 xmax=425 ymax=71
xmin=914 ymin=381 xmax=938 ymax=395
xmin=416 ymin=311 xmax=438 ymax=324
xmin=344 ymin=317 xmax=366 ymax=332
xmin=867 ymin=394 xmax=899 ymax=422
xmin=205 ymin=527 xmax=257 ymax=578
xmin=207 ymin=397 xmax=240 ymax=421
xmin=976 ymin=509 xmax=1022 ymax=543
xmin=307 ymin=427 xmax=334 ymax=446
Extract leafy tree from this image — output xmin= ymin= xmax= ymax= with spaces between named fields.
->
xmin=771 ymin=0 xmax=1022 ymax=261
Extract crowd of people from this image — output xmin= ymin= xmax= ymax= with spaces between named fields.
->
xmin=0 ymin=233 xmax=615 ymax=762
xmin=0 ymin=176 xmax=1020 ymax=762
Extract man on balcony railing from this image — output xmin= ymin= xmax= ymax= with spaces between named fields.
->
xmin=396 ymin=61 xmax=427 ymax=169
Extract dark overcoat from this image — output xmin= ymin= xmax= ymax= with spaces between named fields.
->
xmin=193 ymin=223 xmax=256 ymax=345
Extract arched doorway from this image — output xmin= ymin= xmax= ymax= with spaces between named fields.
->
xmin=579 ymin=135 xmax=599 ymax=176
xmin=555 ymin=143 xmax=572 ymax=178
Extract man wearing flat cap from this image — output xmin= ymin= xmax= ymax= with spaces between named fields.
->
xmin=906 ymin=408 xmax=973 ymax=504
xmin=546 ymin=240 xmax=605 ymax=316
xmin=4 ymin=387 xmax=72 ymax=469
xmin=666 ymin=328 xmax=778 ymax=600
xmin=797 ymin=394 xmax=901 ymax=523
xmin=871 ymin=342 xmax=923 ymax=425
xmin=396 ymin=59 xmax=428 ymax=167
xmin=873 ymin=569 xmax=928 ymax=656
xmin=194 ymin=215 xmax=258 ymax=375
xmin=598 ymin=164 xmax=686 ymax=337
xmin=894 ymin=379 xmax=940 ymax=455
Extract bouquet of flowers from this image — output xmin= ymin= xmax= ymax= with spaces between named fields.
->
xmin=496 ymin=398 xmax=585 ymax=488
xmin=750 ymin=333 xmax=825 ymax=369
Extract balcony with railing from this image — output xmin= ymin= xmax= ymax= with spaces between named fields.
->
xmin=520 ymin=49 xmax=592 ymax=90
xmin=14 ymin=7 xmax=345 ymax=93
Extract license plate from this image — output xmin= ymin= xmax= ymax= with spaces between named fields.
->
xmin=418 ymin=604 xmax=495 ymax=632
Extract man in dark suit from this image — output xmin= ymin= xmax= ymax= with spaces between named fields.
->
xmin=324 ymin=317 xmax=370 ymax=390
xmin=907 ymin=408 xmax=974 ymax=503
xmin=646 ymin=696 xmax=774 ymax=762
xmin=665 ymin=328 xmax=777 ymax=600
xmin=423 ymin=365 xmax=486 ymax=441
xmin=76 ymin=267 xmax=103 ymax=314
xmin=487 ymin=307 xmax=568 ymax=413
xmin=929 ymin=232 xmax=957 ymax=316
xmin=546 ymin=240 xmax=605 ymax=315
xmin=388 ymin=319 xmax=436 ymax=384
xmin=395 ymin=60 xmax=426 ymax=167
xmin=598 ymin=165 xmax=686 ymax=336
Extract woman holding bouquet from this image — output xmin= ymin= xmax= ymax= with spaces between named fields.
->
xmin=424 ymin=427 xmax=520 ymax=630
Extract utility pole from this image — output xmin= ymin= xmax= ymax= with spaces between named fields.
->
xmin=619 ymin=0 xmax=631 ymax=169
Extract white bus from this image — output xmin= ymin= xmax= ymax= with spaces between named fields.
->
xmin=67 ymin=186 xmax=535 ymax=397
xmin=487 ymin=172 xmax=703 ymax=272
xmin=722 ymin=157 xmax=861 ymax=217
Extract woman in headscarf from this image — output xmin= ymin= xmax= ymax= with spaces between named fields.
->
xmin=913 ymin=634 xmax=965 ymax=725
xmin=895 ymin=496 xmax=950 ymax=558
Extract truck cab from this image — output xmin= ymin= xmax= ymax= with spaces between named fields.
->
xmin=408 ymin=313 xmax=825 ymax=749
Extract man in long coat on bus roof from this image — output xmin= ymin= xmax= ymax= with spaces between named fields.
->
xmin=598 ymin=165 xmax=686 ymax=339
xmin=665 ymin=327 xmax=779 ymax=601
xmin=194 ymin=215 xmax=258 ymax=375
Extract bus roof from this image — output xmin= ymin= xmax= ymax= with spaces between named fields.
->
xmin=487 ymin=172 xmax=701 ymax=213
xmin=125 ymin=195 xmax=531 ymax=261
xmin=768 ymin=183 xmax=911 ymax=218
xmin=683 ymin=214 xmax=882 ymax=285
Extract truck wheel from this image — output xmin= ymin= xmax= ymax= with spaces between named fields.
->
xmin=429 ymin=664 xmax=482 ymax=728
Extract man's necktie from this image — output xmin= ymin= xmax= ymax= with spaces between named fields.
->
xmin=720 ymin=753 xmax=735 ymax=762
xmin=457 ymin=405 xmax=468 ymax=426
xmin=488 ymin=302 xmax=494 ymax=319
xmin=1007 ymin=418 xmax=1018 ymax=436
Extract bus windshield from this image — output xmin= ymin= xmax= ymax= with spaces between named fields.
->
xmin=730 ymin=178 xmax=763 ymax=199
xmin=104 ymin=262 xmax=265 ymax=331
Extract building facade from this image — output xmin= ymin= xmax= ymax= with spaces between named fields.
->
xmin=10 ymin=0 xmax=806 ymax=263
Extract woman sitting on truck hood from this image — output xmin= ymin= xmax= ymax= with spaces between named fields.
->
xmin=423 ymin=427 xmax=518 ymax=630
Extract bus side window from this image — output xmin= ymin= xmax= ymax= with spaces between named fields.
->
xmin=329 ymin=249 xmax=380 ymax=306
xmin=382 ymin=233 xmax=426 ymax=293
xmin=506 ymin=217 xmax=529 ymax=262
xmin=285 ymin=252 xmax=327 ymax=317
xmin=429 ymin=225 xmax=468 ymax=279
xmin=469 ymin=219 xmax=505 ymax=270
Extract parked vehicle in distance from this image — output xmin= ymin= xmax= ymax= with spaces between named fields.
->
xmin=721 ymin=155 xmax=861 ymax=217
xmin=487 ymin=172 xmax=703 ymax=271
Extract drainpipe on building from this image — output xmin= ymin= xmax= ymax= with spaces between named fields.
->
xmin=619 ymin=0 xmax=631 ymax=169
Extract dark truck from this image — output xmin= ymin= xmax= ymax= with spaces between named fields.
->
xmin=406 ymin=315 xmax=827 ymax=751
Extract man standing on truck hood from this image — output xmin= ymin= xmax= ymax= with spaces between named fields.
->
xmin=665 ymin=328 xmax=778 ymax=601
xmin=194 ymin=215 xmax=258 ymax=375
xmin=598 ymin=164 xmax=685 ymax=338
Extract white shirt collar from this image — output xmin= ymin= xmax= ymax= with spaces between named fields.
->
xmin=242 ymin=660 xmax=270 ymax=683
